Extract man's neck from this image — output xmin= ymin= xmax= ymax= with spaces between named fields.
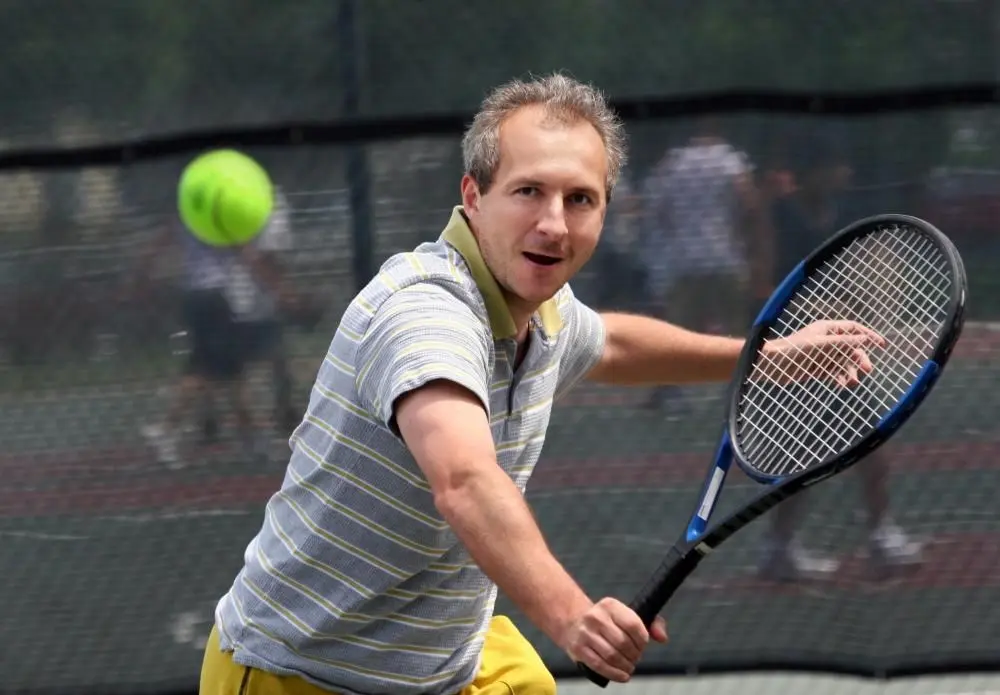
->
xmin=501 ymin=289 xmax=537 ymax=345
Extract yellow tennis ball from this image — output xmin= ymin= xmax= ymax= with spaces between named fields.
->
xmin=177 ymin=149 xmax=274 ymax=247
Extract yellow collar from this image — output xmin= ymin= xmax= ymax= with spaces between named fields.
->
xmin=440 ymin=206 xmax=563 ymax=339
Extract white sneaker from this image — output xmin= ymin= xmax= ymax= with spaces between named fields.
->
xmin=141 ymin=422 xmax=182 ymax=468
xmin=870 ymin=520 xmax=924 ymax=567
xmin=758 ymin=540 xmax=840 ymax=582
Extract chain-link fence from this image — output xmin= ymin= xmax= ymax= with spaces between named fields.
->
xmin=3 ymin=2 xmax=1000 ymax=694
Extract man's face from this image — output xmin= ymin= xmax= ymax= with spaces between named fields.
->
xmin=461 ymin=105 xmax=608 ymax=314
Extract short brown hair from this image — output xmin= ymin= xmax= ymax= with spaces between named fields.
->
xmin=461 ymin=73 xmax=627 ymax=200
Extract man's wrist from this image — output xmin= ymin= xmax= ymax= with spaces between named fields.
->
xmin=546 ymin=589 xmax=594 ymax=651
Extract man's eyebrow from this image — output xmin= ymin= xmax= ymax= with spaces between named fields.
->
xmin=508 ymin=178 xmax=602 ymax=198
xmin=508 ymin=178 xmax=545 ymax=189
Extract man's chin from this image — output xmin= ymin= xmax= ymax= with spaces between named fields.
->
xmin=500 ymin=271 xmax=569 ymax=309
xmin=512 ymin=282 xmax=564 ymax=306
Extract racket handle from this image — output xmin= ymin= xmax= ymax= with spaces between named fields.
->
xmin=577 ymin=662 xmax=610 ymax=688
xmin=630 ymin=546 xmax=694 ymax=626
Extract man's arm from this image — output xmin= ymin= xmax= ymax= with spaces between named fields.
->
xmin=393 ymin=379 xmax=663 ymax=682
xmin=394 ymin=381 xmax=592 ymax=647
xmin=357 ymin=284 xmax=663 ymax=682
xmin=587 ymin=313 xmax=745 ymax=386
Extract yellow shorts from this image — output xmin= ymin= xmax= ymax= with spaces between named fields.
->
xmin=199 ymin=616 xmax=556 ymax=695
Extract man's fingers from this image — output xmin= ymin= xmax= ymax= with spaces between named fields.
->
xmin=820 ymin=320 xmax=887 ymax=347
xmin=650 ymin=616 xmax=669 ymax=644
xmin=579 ymin=644 xmax=632 ymax=684
xmin=593 ymin=634 xmax=639 ymax=677
xmin=605 ymin=599 xmax=650 ymax=654
xmin=852 ymin=347 xmax=874 ymax=374
xmin=813 ymin=333 xmax=883 ymax=351
xmin=593 ymin=618 xmax=643 ymax=665
xmin=578 ymin=599 xmax=648 ymax=675
xmin=836 ymin=364 xmax=860 ymax=388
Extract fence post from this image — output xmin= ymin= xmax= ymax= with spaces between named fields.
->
xmin=339 ymin=0 xmax=373 ymax=293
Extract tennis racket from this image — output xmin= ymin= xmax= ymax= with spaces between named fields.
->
xmin=578 ymin=213 xmax=967 ymax=687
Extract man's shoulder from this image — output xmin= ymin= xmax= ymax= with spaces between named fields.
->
xmin=351 ymin=238 xmax=488 ymax=322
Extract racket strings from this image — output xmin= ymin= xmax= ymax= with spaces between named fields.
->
xmin=798 ymin=235 xmax=949 ymax=397
xmin=744 ymin=231 xmax=950 ymax=474
xmin=744 ymin=229 xmax=950 ymax=474
xmin=740 ymin=268 xmax=939 ymax=473
xmin=736 ymin=224 xmax=953 ymax=478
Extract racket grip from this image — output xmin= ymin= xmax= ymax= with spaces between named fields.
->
xmin=629 ymin=546 xmax=692 ymax=626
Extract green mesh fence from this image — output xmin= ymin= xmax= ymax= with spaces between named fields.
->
xmin=2 ymin=1 xmax=1000 ymax=693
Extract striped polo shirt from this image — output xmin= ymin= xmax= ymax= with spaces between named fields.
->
xmin=214 ymin=206 xmax=607 ymax=695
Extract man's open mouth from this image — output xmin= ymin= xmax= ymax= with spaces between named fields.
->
xmin=523 ymin=252 xmax=562 ymax=267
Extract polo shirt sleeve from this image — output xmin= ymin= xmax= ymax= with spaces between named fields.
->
xmin=355 ymin=282 xmax=493 ymax=433
xmin=554 ymin=286 xmax=607 ymax=401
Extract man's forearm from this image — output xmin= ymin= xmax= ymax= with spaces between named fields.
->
xmin=435 ymin=465 xmax=591 ymax=647
xmin=589 ymin=312 xmax=745 ymax=386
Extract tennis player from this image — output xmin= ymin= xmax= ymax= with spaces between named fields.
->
xmin=200 ymin=73 xmax=882 ymax=695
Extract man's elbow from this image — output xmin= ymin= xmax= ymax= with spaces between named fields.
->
xmin=429 ymin=465 xmax=486 ymax=522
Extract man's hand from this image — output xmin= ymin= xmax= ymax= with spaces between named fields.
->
xmin=760 ymin=319 xmax=887 ymax=387
xmin=563 ymin=598 xmax=669 ymax=683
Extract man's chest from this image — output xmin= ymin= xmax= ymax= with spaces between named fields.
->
xmin=486 ymin=334 xmax=562 ymax=484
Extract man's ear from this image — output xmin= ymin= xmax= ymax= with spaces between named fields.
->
xmin=460 ymin=174 xmax=481 ymax=213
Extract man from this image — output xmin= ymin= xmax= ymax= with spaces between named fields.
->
xmin=199 ymin=74 xmax=884 ymax=695
xmin=134 ymin=185 xmax=297 ymax=467
xmin=639 ymin=116 xmax=769 ymax=410
xmin=758 ymin=141 xmax=923 ymax=581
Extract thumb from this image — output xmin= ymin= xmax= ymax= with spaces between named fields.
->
xmin=650 ymin=616 xmax=669 ymax=644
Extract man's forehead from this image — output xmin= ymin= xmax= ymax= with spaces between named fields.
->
xmin=501 ymin=104 xmax=598 ymax=140
xmin=496 ymin=107 xmax=607 ymax=184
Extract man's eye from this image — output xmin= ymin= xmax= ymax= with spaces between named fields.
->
xmin=515 ymin=187 xmax=538 ymax=197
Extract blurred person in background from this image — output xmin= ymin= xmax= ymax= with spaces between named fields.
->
xmin=757 ymin=135 xmax=799 ymax=202
xmin=127 ymin=185 xmax=300 ymax=467
xmin=209 ymin=185 xmax=302 ymax=437
xmin=639 ymin=116 xmax=769 ymax=411
xmin=757 ymin=139 xmax=924 ymax=581
xmin=582 ymin=168 xmax=648 ymax=311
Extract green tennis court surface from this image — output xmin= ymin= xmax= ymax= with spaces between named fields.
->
xmin=1 ymin=323 xmax=999 ymax=692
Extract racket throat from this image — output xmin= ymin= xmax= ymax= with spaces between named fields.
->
xmin=685 ymin=435 xmax=733 ymax=543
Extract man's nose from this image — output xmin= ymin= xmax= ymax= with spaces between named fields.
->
xmin=536 ymin=196 xmax=569 ymax=238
